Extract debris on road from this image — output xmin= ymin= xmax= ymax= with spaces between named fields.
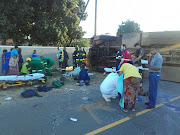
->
xmin=70 ymin=118 xmax=78 ymax=122
xmin=88 ymin=73 xmax=95 ymax=76
xmin=82 ymin=97 xmax=88 ymax=100
xmin=4 ymin=97 xmax=12 ymax=101
xmin=137 ymin=97 xmax=142 ymax=101
xmin=88 ymin=99 xmax=93 ymax=101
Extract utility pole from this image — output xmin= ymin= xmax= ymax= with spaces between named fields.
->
xmin=94 ymin=0 xmax=97 ymax=36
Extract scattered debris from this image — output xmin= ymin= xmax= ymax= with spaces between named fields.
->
xmin=70 ymin=89 xmax=74 ymax=91
xmin=88 ymin=73 xmax=95 ymax=76
xmin=70 ymin=118 xmax=78 ymax=122
xmin=4 ymin=97 xmax=13 ymax=101
xmin=82 ymin=97 xmax=93 ymax=101
xmin=137 ymin=97 xmax=142 ymax=101
xmin=82 ymin=97 xmax=88 ymax=100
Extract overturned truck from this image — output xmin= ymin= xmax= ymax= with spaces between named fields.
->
xmin=89 ymin=31 xmax=180 ymax=82
xmin=89 ymin=35 xmax=122 ymax=70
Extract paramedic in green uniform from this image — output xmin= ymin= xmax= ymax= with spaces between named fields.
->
xmin=40 ymin=56 xmax=54 ymax=76
xmin=30 ymin=57 xmax=43 ymax=73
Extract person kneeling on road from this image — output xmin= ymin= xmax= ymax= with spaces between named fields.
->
xmin=20 ymin=58 xmax=31 ymax=75
xmin=40 ymin=56 xmax=54 ymax=76
xmin=78 ymin=64 xmax=90 ymax=86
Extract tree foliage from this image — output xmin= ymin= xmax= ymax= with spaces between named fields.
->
xmin=66 ymin=38 xmax=90 ymax=47
xmin=116 ymin=20 xmax=141 ymax=35
xmin=0 ymin=0 xmax=87 ymax=46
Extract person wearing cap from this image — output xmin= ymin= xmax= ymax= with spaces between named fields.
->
xmin=132 ymin=43 xmax=147 ymax=66
xmin=115 ymin=47 xmax=122 ymax=71
xmin=20 ymin=58 xmax=32 ymax=75
xmin=9 ymin=45 xmax=19 ymax=75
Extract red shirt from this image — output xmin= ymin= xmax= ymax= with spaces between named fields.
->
xmin=121 ymin=49 xmax=131 ymax=65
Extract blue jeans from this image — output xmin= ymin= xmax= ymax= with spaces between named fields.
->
xmin=149 ymin=72 xmax=160 ymax=107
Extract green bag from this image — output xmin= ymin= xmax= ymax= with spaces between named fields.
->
xmin=52 ymin=81 xmax=62 ymax=88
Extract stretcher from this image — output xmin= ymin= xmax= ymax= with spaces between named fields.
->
xmin=0 ymin=73 xmax=46 ymax=90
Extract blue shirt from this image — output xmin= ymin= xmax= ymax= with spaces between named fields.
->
xmin=31 ymin=53 xmax=38 ymax=58
xmin=3 ymin=52 xmax=11 ymax=69
xmin=78 ymin=69 xmax=90 ymax=81
xmin=149 ymin=53 xmax=163 ymax=73
xmin=11 ymin=49 xmax=19 ymax=57
xmin=57 ymin=50 xmax=61 ymax=58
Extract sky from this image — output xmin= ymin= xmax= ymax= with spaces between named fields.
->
xmin=80 ymin=0 xmax=180 ymax=38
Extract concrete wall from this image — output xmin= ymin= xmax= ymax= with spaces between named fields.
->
xmin=0 ymin=46 xmax=89 ymax=73
xmin=141 ymin=31 xmax=180 ymax=46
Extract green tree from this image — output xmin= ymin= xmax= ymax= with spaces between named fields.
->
xmin=64 ymin=38 xmax=90 ymax=47
xmin=116 ymin=20 xmax=141 ymax=35
xmin=0 ymin=0 xmax=87 ymax=46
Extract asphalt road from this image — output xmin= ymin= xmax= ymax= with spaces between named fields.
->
xmin=0 ymin=77 xmax=180 ymax=135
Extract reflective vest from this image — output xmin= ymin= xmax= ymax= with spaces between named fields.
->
xmin=76 ymin=51 xmax=86 ymax=62
xmin=61 ymin=50 xmax=65 ymax=62
xmin=21 ymin=62 xmax=29 ymax=74
xmin=61 ymin=50 xmax=69 ymax=62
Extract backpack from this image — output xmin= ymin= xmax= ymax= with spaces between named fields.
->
xmin=52 ymin=81 xmax=63 ymax=88
xmin=37 ymin=85 xmax=52 ymax=92
xmin=21 ymin=88 xmax=42 ymax=98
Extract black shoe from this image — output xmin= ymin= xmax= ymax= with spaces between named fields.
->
xmin=145 ymin=102 xmax=149 ymax=106
xmin=146 ymin=105 xmax=155 ymax=109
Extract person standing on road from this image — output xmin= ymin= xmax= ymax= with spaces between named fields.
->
xmin=115 ymin=47 xmax=122 ymax=71
xmin=3 ymin=49 xmax=11 ymax=75
xmin=118 ymin=63 xmax=142 ymax=112
xmin=145 ymin=45 xmax=163 ymax=109
xmin=120 ymin=44 xmax=132 ymax=65
xmin=132 ymin=43 xmax=147 ymax=66
xmin=18 ymin=48 xmax=23 ymax=72
xmin=56 ymin=46 xmax=61 ymax=68
xmin=60 ymin=47 xmax=69 ymax=74
xmin=76 ymin=47 xmax=86 ymax=67
xmin=9 ymin=45 xmax=19 ymax=75
xmin=1 ymin=49 xmax=7 ymax=75
xmin=72 ymin=46 xmax=78 ymax=69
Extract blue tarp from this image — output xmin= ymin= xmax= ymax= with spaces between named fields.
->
xmin=117 ymin=74 xmax=124 ymax=108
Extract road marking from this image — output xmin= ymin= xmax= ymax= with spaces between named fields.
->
xmin=85 ymin=96 xmax=180 ymax=135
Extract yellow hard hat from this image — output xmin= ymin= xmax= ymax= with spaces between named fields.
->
xmin=26 ymin=57 xmax=31 ymax=62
